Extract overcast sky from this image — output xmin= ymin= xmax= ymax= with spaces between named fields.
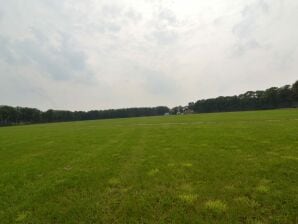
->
xmin=0 ymin=0 xmax=297 ymax=111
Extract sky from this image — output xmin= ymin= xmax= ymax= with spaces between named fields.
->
xmin=0 ymin=0 xmax=298 ymax=111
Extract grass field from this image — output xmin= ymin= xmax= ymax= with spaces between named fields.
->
xmin=0 ymin=109 xmax=298 ymax=223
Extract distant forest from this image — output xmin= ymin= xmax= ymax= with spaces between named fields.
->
xmin=0 ymin=107 xmax=169 ymax=126
xmin=174 ymin=80 xmax=298 ymax=114
xmin=0 ymin=80 xmax=297 ymax=126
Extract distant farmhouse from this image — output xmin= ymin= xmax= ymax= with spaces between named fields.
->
xmin=167 ymin=106 xmax=194 ymax=115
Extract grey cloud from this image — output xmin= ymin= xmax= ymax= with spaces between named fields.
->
xmin=30 ymin=27 xmax=48 ymax=43
xmin=90 ymin=4 xmax=128 ymax=33
xmin=17 ymin=39 xmax=75 ymax=81
xmin=144 ymin=73 xmax=176 ymax=95
xmin=242 ymin=0 xmax=269 ymax=17
xmin=42 ymin=0 xmax=64 ymax=10
xmin=132 ymin=66 xmax=178 ymax=96
xmin=0 ymin=64 xmax=56 ymax=109
xmin=102 ymin=4 xmax=122 ymax=18
xmin=1 ymin=0 xmax=297 ymax=110
xmin=0 ymin=29 xmax=91 ymax=82
xmin=273 ymin=49 xmax=296 ymax=71
xmin=151 ymin=30 xmax=178 ymax=45
xmin=96 ymin=21 xmax=122 ymax=33
xmin=231 ymin=0 xmax=270 ymax=56
xmin=230 ymin=39 xmax=262 ymax=57
xmin=158 ymin=8 xmax=177 ymax=26
xmin=0 ymin=36 xmax=16 ymax=63
xmin=235 ymin=0 xmax=270 ymax=35
xmin=125 ymin=8 xmax=143 ymax=23
xmin=100 ymin=6 xmax=145 ymax=32
xmin=147 ymin=7 xmax=179 ymax=45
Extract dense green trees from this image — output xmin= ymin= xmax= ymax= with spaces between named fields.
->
xmin=1 ymin=80 xmax=297 ymax=126
xmin=293 ymin=81 xmax=298 ymax=100
xmin=192 ymin=80 xmax=298 ymax=113
xmin=0 ymin=106 xmax=169 ymax=126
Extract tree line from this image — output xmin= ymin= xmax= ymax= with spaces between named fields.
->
xmin=1 ymin=80 xmax=297 ymax=126
xmin=187 ymin=80 xmax=298 ymax=113
xmin=0 ymin=106 xmax=170 ymax=126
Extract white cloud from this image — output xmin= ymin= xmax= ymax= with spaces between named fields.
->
xmin=0 ymin=0 xmax=297 ymax=110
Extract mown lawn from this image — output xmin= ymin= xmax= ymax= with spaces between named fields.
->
xmin=0 ymin=109 xmax=297 ymax=223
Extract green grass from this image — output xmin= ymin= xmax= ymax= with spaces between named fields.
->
xmin=0 ymin=109 xmax=297 ymax=223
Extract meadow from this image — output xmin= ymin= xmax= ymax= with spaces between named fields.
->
xmin=0 ymin=109 xmax=297 ymax=223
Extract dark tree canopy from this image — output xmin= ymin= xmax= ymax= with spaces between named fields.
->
xmin=1 ymin=80 xmax=297 ymax=126
xmin=191 ymin=80 xmax=298 ymax=113
xmin=0 ymin=106 xmax=169 ymax=126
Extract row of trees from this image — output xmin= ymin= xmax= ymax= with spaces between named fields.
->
xmin=0 ymin=106 xmax=170 ymax=126
xmin=189 ymin=80 xmax=298 ymax=113
xmin=1 ymin=80 xmax=297 ymax=126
